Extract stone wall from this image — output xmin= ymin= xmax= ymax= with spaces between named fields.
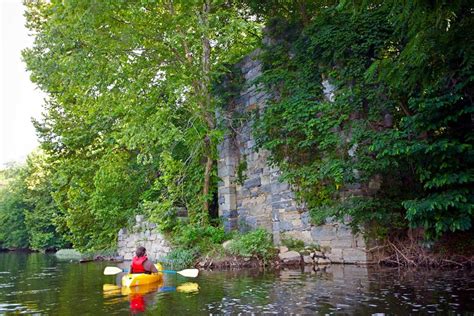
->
xmin=117 ymin=215 xmax=171 ymax=261
xmin=217 ymin=51 xmax=372 ymax=264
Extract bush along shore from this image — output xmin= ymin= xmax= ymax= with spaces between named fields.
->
xmin=54 ymin=249 xmax=123 ymax=263
xmin=195 ymin=241 xmax=474 ymax=271
xmin=374 ymin=231 xmax=474 ymax=268
xmin=196 ymin=245 xmax=332 ymax=270
xmin=168 ymin=229 xmax=474 ymax=271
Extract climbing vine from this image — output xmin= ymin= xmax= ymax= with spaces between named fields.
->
xmin=253 ymin=2 xmax=473 ymax=239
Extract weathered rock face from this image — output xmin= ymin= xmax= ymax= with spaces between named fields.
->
xmin=117 ymin=215 xmax=171 ymax=261
xmin=217 ymin=51 xmax=372 ymax=264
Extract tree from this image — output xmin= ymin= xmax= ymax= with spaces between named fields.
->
xmin=23 ymin=150 xmax=69 ymax=250
xmin=0 ymin=151 xmax=68 ymax=250
xmin=23 ymin=0 xmax=260 ymax=249
xmin=368 ymin=0 xmax=474 ymax=237
xmin=0 ymin=165 xmax=30 ymax=249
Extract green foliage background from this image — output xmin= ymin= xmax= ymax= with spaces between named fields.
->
xmin=0 ymin=0 xmax=472 ymax=252
xmin=253 ymin=0 xmax=473 ymax=238
xmin=0 ymin=152 xmax=69 ymax=250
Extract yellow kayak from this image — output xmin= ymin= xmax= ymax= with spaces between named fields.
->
xmin=121 ymin=263 xmax=164 ymax=288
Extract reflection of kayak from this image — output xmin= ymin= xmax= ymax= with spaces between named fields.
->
xmin=103 ymin=284 xmax=123 ymax=298
xmin=103 ymin=284 xmax=127 ymax=305
xmin=103 ymin=281 xmax=163 ymax=298
xmin=121 ymin=279 xmax=164 ymax=295
xmin=104 ymin=281 xmax=199 ymax=296
xmin=130 ymin=294 xmax=146 ymax=313
xmin=121 ymin=263 xmax=163 ymax=287
xmin=176 ymin=282 xmax=199 ymax=293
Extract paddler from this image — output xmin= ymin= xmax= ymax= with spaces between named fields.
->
xmin=130 ymin=246 xmax=158 ymax=274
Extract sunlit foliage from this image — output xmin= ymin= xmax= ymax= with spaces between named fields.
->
xmin=20 ymin=0 xmax=260 ymax=250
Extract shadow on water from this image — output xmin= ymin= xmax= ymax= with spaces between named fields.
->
xmin=1 ymin=252 xmax=473 ymax=315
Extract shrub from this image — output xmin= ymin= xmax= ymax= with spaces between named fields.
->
xmin=172 ymin=224 xmax=229 ymax=252
xmin=281 ymin=236 xmax=305 ymax=252
xmin=55 ymin=249 xmax=83 ymax=261
xmin=227 ymin=229 xmax=275 ymax=263
xmin=162 ymin=248 xmax=197 ymax=270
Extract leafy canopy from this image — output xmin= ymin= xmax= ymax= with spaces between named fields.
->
xmin=22 ymin=0 xmax=260 ymax=250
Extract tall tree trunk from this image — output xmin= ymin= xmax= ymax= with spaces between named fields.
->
xmin=203 ymin=136 xmax=213 ymax=215
xmin=200 ymin=0 xmax=214 ymax=218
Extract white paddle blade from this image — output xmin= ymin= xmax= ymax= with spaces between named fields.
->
xmin=177 ymin=269 xmax=199 ymax=278
xmin=103 ymin=266 xmax=123 ymax=275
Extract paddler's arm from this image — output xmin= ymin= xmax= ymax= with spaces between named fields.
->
xmin=143 ymin=259 xmax=158 ymax=273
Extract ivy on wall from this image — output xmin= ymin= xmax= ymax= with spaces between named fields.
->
xmin=253 ymin=2 xmax=473 ymax=239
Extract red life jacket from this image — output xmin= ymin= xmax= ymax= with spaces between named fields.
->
xmin=131 ymin=255 xmax=148 ymax=273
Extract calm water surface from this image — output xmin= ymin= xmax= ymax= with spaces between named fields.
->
xmin=0 ymin=252 xmax=473 ymax=315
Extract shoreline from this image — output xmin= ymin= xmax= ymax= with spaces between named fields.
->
xmin=2 ymin=247 xmax=472 ymax=270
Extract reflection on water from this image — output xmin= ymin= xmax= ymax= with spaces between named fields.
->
xmin=196 ymin=266 xmax=474 ymax=315
xmin=0 ymin=252 xmax=473 ymax=315
xmin=103 ymin=279 xmax=199 ymax=313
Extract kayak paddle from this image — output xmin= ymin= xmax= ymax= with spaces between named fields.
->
xmin=103 ymin=266 xmax=199 ymax=278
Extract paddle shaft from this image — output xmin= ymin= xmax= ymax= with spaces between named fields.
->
xmin=103 ymin=266 xmax=198 ymax=277
xmin=120 ymin=268 xmax=176 ymax=274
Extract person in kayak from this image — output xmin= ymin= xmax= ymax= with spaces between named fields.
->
xmin=130 ymin=246 xmax=158 ymax=274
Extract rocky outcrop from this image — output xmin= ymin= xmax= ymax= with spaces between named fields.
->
xmin=276 ymin=246 xmax=335 ymax=267
xmin=278 ymin=251 xmax=301 ymax=265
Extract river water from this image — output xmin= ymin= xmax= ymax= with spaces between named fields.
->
xmin=0 ymin=252 xmax=473 ymax=315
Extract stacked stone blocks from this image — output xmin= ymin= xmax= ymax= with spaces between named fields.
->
xmin=117 ymin=215 xmax=171 ymax=261
xmin=217 ymin=51 xmax=372 ymax=264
